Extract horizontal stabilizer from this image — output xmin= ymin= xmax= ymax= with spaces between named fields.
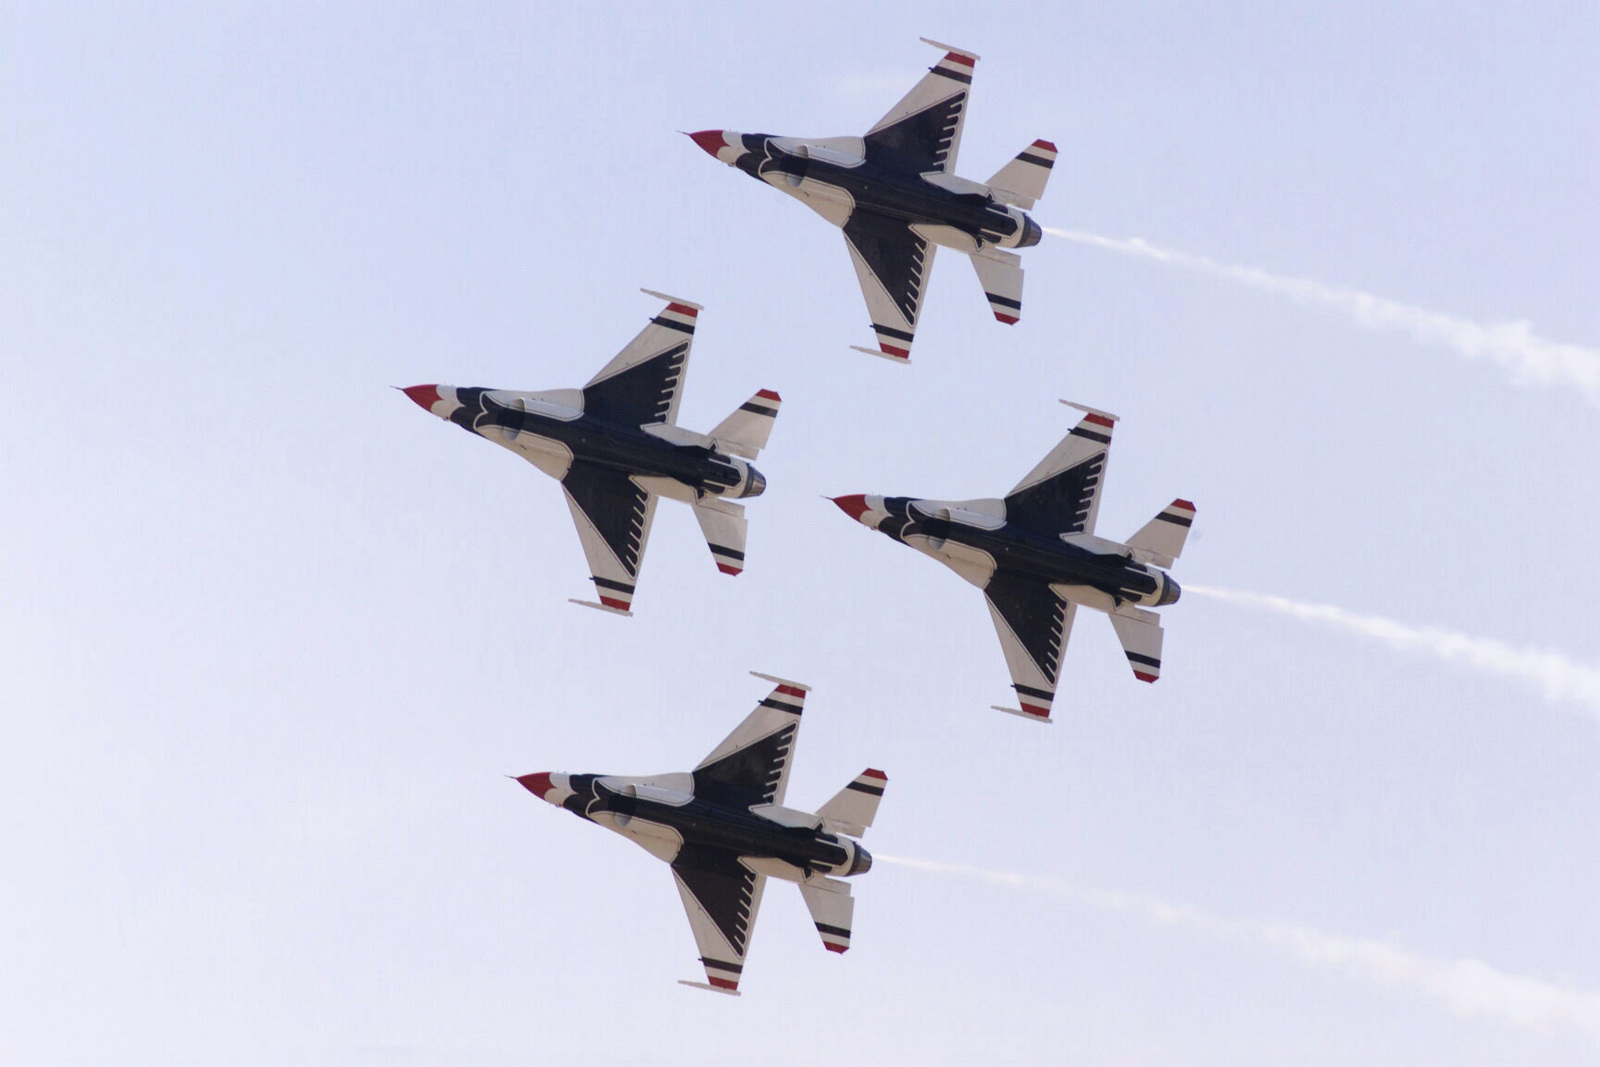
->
xmin=1108 ymin=609 xmax=1164 ymax=683
xmin=970 ymin=250 xmax=1024 ymax=324
xmin=1125 ymin=499 xmax=1195 ymax=568
xmin=798 ymin=878 xmax=855 ymax=954
xmin=693 ymin=499 xmax=748 ymax=576
xmin=985 ymin=139 xmax=1057 ymax=209
xmin=816 ymin=769 xmax=887 ymax=837
xmin=708 ymin=389 xmax=781 ymax=459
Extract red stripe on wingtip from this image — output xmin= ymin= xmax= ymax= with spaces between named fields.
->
xmin=878 ymin=343 xmax=910 ymax=359
xmin=995 ymin=313 xmax=1019 ymax=324
xmin=775 ymin=684 xmax=806 ymax=698
xmin=755 ymin=388 xmax=780 ymax=401
xmin=1032 ymin=139 xmax=1058 ymax=152
xmin=716 ymin=563 xmax=742 ymax=576
xmin=708 ymin=976 xmax=739 ymax=990
xmin=1084 ymin=413 xmax=1115 ymax=428
xmin=665 ymin=302 xmax=699 ymax=318
xmin=1019 ymin=702 xmax=1052 ymax=718
xmin=861 ymin=768 xmax=887 ymax=780
xmin=1134 ymin=671 xmax=1158 ymax=683
xmin=824 ymin=942 xmax=848 ymax=953
xmin=1171 ymin=499 xmax=1196 ymax=511
xmin=599 ymin=596 xmax=630 ymax=610
xmin=943 ymin=51 xmax=976 ymax=67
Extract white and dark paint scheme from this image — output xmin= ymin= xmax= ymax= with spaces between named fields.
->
xmin=833 ymin=402 xmax=1194 ymax=723
xmin=403 ymin=291 xmax=778 ymax=615
xmin=516 ymin=673 xmax=885 ymax=995
xmin=688 ymin=38 xmax=1053 ymax=363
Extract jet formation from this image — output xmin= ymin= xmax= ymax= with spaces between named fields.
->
xmin=516 ymin=673 xmax=885 ymax=995
xmin=403 ymin=292 xmax=777 ymax=615
xmin=834 ymin=403 xmax=1193 ymax=723
xmin=689 ymin=38 xmax=1054 ymax=362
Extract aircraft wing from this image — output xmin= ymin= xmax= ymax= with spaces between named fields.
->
xmin=693 ymin=674 xmax=808 ymax=807
xmin=1005 ymin=406 xmax=1117 ymax=534
xmin=843 ymin=213 xmax=935 ymax=361
xmin=582 ymin=292 xmax=699 ymax=425
xmin=984 ymin=572 xmax=1075 ymax=723
xmin=863 ymin=40 xmax=976 ymax=174
xmin=561 ymin=462 xmax=658 ymax=614
xmin=672 ymin=846 xmax=769 ymax=995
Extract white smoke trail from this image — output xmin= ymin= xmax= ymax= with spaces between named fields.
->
xmin=1186 ymin=584 xmax=1600 ymax=722
xmin=880 ymin=855 xmax=1600 ymax=1044
xmin=1045 ymin=229 xmax=1600 ymax=406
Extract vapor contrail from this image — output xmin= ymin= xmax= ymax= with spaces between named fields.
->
xmin=1186 ymin=584 xmax=1600 ymax=722
xmin=1045 ymin=229 xmax=1600 ymax=406
xmin=881 ymin=855 xmax=1600 ymax=1044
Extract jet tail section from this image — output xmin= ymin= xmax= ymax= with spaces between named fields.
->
xmin=816 ymin=769 xmax=887 ymax=838
xmin=708 ymin=389 xmax=781 ymax=459
xmin=985 ymin=140 xmax=1057 ymax=209
xmin=1108 ymin=608 xmax=1164 ymax=683
xmin=970 ymin=250 xmax=1024 ymax=325
xmin=797 ymin=878 xmax=855 ymax=954
xmin=1125 ymin=499 xmax=1196 ymax=569
xmin=693 ymin=497 xmax=748 ymax=576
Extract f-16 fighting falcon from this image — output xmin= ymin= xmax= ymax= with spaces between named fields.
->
xmin=688 ymin=38 xmax=1053 ymax=363
xmin=516 ymin=673 xmax=885 ymax=995
xmin=832 ymin=402 xmax=1194 ymax=723
xmin=402 ymin=291 xmax=778 ymax=615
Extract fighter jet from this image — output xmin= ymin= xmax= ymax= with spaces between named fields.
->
xmin=515 ymin=673 xmax=884 ymax=995
xmin=402 ymin=291 xmax=777 ymax=615
xmin=688 ymin=38 xmax=1053 ymax=363
xmin=832 ymin=402 xmax=1194 ymax=723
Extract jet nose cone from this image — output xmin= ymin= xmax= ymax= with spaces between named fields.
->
xmin=849 ymin=845 xmax=873 ymax=876
xmin=687 ymin=129 xmax=730 ymax=158
xmin=1159 ymin=575 xmax=1182 ymax=606
xmin=832 ymin=494 xmax=870 ymax=522
xmin=401 ymin=384 xmax=442 ymax=412
xmin=516 ymin=772 xmax=556 ymax=801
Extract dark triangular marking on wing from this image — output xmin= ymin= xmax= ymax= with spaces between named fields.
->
xmin=673 ymin=847 xmax=759 ymax=956
xmin=1005 ymin=453 xmax=1105 ymax=534
xmin=582 ymin=342 xmax=688 ymax=425
xmin=865 ymin=94 xmax=965 ymax=173
xmin=561 ymin=462 xmax=650 ymax=577
xmin=693 ymin=722 xmax=797 ymax=808
xmin=985 ymin=572 xmax=1067 ymax=683
xmin=843 ymin=214 xmax=930 ymax=327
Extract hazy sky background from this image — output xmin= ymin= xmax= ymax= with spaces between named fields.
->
xmin=4 ymin=3 xmax=1599 ymax=1064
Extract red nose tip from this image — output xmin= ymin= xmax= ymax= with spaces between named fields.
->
xmin=688 ymin=129 xmax=728 ymax=157
xmin=832 ymin=494 xmax=870 ymax=522
xmin=516 ymin=772 xmax=554 ymax=798
xmin=402 ymin=384 xmax=441 ymax=412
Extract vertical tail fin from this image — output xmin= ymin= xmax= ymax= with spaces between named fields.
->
xmin=816 ymin=769 xmax=887 ymax=838
xmin=1125 ymin=499 xmax=1196 ymax=568
xmin=709 ymin=389 xmax=781 ymax=459
xmin=985 ymin=139 xmax=1057 ymax=209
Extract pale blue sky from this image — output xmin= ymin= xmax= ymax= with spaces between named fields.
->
xmin=4 ymin=3 xmax=1599 ymax=1064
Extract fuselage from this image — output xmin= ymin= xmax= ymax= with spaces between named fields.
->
xmin=854 ymin=494 xmax=1180 ymax=609
xmin=701 ymin=131 xmax=1042 ymax=253
xmin=523 ymin=772 xmax=871 ymax=881
xmin=407 ymin=384 xmax=765 ymax=500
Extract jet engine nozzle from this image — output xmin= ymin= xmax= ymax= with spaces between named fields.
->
xmin=734 ymin=465 xmax=767 ymax=499
xmin=847 ymin=845 xmax=873 ymax=876
xmin=687 ymin=129 xmax=747 ymax=166
xmin=1157 ymin=574 xmax=1181 ymax=606
xmin=1018 ymin=215 xmax=1042 ymax=248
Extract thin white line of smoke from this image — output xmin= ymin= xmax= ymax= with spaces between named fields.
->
xmin=878 ymin=854 xmax=1600 ymax=1045
xmin=1185 ymin=583 xmax=1600 ymax=723
xmin=1044 ymin=229 xmax=1600 ymax=407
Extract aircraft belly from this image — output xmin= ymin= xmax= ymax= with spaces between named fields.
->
xmin=739 ymin=855 xmax=811 ymax=884
xmin=592 ymin=812 xmax=684 ymax=862
xmin=510 ymin=432 xmax=573 ymax=480
xmin=792 ymin=179 xmax=855 ymax=227
xmin=911 ymin=223 xmax=980 ymax=253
